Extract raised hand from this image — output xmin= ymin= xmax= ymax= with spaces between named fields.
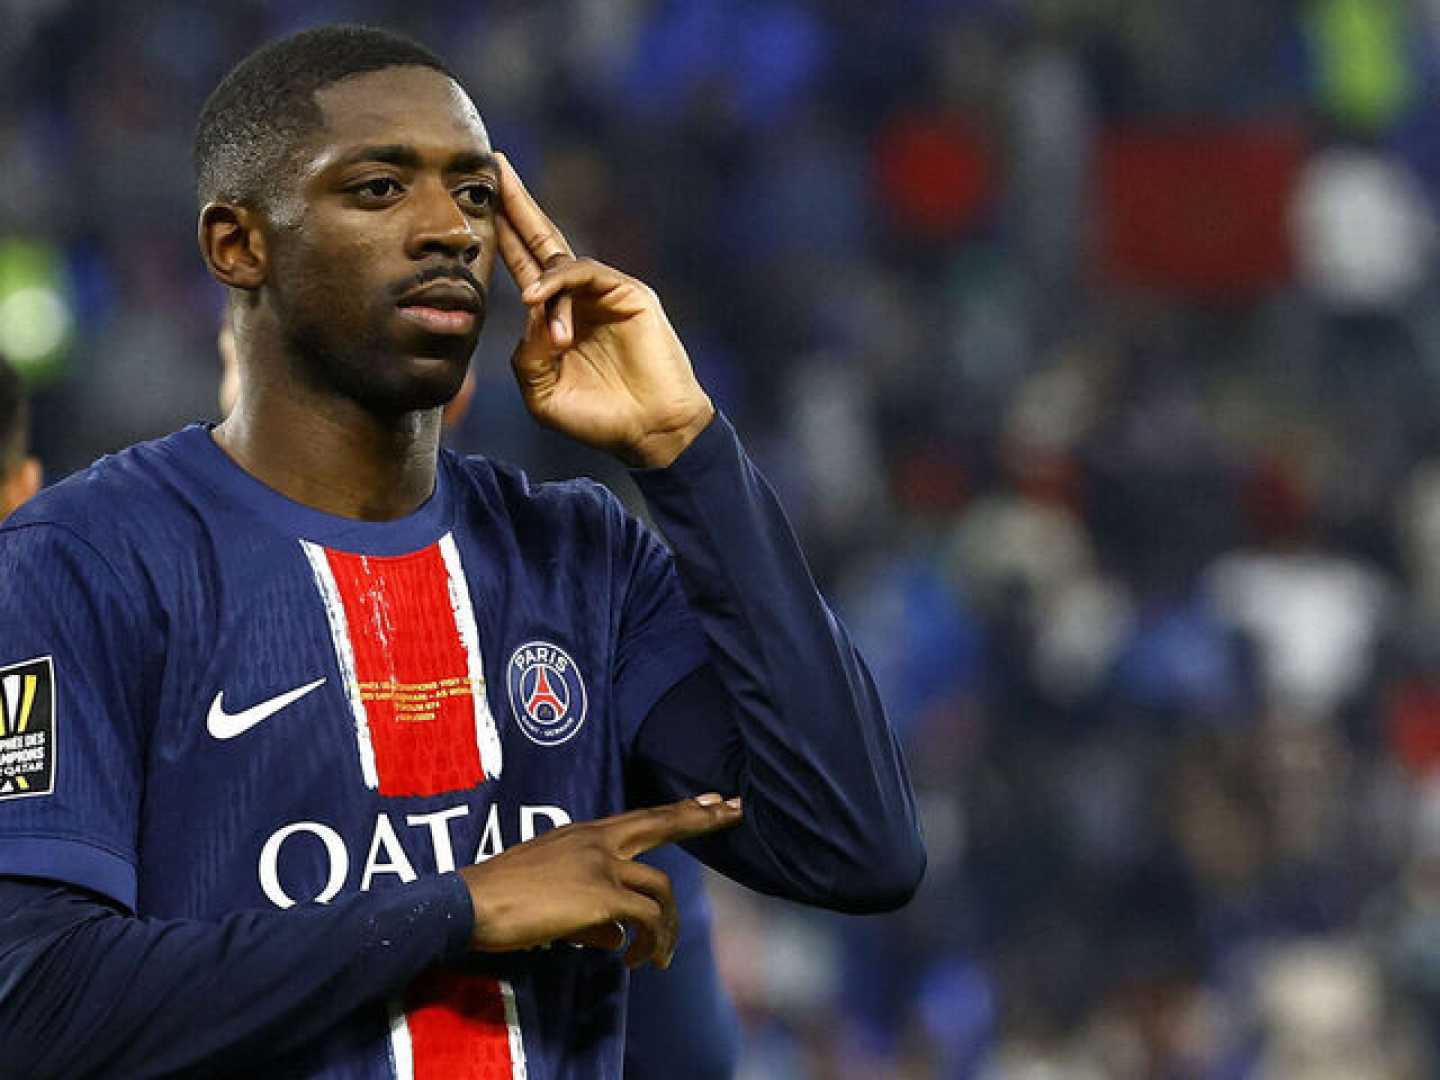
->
xmin=457 ymin=794 xmax=742 ymax=969
xmin=494 ymin=153 xmax=715 ymax=468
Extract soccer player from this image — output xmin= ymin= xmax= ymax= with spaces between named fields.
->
xmin=0 ymin=356 xmax=41 ymax=522
xmin=0 ymin=25 xmax=922 ymax=1078
xmin=232 ymin=318 xmax=742 ymax=1079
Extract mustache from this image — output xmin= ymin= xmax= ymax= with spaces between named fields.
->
xmin=388 ymin=263 xmax=487 ymax=304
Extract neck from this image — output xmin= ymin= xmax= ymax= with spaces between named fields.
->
xmin=214 ymin=370 xmax=443 ymax=522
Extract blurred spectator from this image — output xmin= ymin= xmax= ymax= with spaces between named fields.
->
xmin=1250 ymin=940 xmax=1425 ymax=1078
xmin=1292 ymin=143 xmax=1438 ymax=314
xmin=0 ymin=356 xmax=40 ymax=520
xmin=1208 ymin=548 xmax=1391 ymax=722
xmin=1305 ymin=0 xmax=1417 ymax=136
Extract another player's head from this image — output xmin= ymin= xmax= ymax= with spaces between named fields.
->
xmin=0 ymin=357 xmax=42 ymax=521
xmin=217 ymin=307 xmax=239 ymax=417
xmin=195 ymin=25 xmax=497 ymax=416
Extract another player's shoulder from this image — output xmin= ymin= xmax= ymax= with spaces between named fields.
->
xmin=1 ymin=426 xmax=211 ymax=563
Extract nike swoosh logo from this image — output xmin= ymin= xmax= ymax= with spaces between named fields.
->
xmin=207 ymin=678 xmax=327 ymax=740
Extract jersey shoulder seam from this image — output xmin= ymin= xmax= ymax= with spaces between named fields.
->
xmin=2 ymin=520 xmax=137 ymax=596
xmin=0 ymin=520 xmax=148 ymax=627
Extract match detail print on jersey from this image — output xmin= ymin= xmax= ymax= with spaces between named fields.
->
xmin=388 ymin=972 xmax=527 ymax=1080
xmin=302 ymin=535 xmax=503 ymax=796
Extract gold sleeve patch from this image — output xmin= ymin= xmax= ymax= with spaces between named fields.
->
xmin=0 ymin=656 xmax=55 ymax=799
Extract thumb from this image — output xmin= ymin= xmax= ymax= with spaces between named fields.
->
xmin=511 ymin=306 xmax=556 ymax=391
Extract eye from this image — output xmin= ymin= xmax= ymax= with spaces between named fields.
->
xmin=351 ymin=176 xmax=403 ymax=201
xmin=457 ymin=182 xmax=497 ymax=213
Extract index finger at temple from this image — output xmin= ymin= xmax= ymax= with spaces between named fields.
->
xmin=609 ymin=797 xmax=743 ymax=860
xmin=496 ymin=152 xmax=574 ymax=269
xmin=495 ymin=213 xmax=543 ymax=291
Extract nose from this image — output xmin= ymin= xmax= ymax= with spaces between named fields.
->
xmin=407 ymin=181 xmax=481 ymax=264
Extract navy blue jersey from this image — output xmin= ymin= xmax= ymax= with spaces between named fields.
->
xmin=625 ymin=847 xmax=738 ymax=1080
xmin=0 ymin=423 xmax=710 ymax=1077
xmin=0 ymin=413 xmax=925 ymax=1077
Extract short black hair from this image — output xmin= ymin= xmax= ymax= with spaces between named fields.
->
xmin=0 ymin=356 xmax=28 ymax=473
xmin=194 ymin=25 xmax=456 ymax=209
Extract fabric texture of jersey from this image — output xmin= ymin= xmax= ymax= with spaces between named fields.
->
xmin=0 ymin=424 xmax=712 ymax=1078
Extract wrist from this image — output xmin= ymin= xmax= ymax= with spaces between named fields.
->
xmin=459 ymin=864 xmax=497 ymax=951
xmin=621 ymin=399 xmax=716 ymax=469
xmin=437 ymin=872 xmax=481 ymax=957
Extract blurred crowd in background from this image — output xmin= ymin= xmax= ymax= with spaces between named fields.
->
xmin=9 ymin=0 xmax=1440 ymax=1076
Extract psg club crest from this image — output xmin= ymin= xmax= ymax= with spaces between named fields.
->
xmin=506 ymin=640 xmax=588 ymax=747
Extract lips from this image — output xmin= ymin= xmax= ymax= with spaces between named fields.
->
xmin=398 ymin=280 xmax=482 ymax=313
xmin=396 ymin=280 xmax=483 ymax=334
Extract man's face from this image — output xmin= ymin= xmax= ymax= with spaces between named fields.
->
xmin=262 ymin=66 xmax=498 ymax=414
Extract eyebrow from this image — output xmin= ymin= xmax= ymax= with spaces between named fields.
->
xmin=330 ymin=144 xmax=497 ymax=175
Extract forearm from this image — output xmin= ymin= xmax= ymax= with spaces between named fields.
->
xmin=0 ymin=873 xmax=472 ymax=1077
xmin=631 ymin=415 xmax=925 ymax=911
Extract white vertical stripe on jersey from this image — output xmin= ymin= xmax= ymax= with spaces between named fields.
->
xmin=386 ymin=999 xmax=415 ymax=1080
xmin=500 ymin=979 xmax=529 ymax=1079
xmin=1 ymin=674 xmax=18 ymax=730
xmin=438 ymin=532 xmax=503 ymax=781
xmin=301 ymin=540 xmax=380 ymax=789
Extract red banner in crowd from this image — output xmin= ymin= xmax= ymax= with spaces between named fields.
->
xmin=1095 ymin=125 xmax=1307 ymax=297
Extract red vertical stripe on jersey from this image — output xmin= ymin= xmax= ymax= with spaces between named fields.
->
xmin=405 ymin=971 xmax=516 ymax=1080
xmin=323 ymin=545 xmax=485 ymax=796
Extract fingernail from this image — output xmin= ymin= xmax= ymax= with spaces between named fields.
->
xmin=695 ymin=793 xmax=723 ymax=806
xmin=550 ymin=318 xmax=566 ymax=342
xmin=725 ymin=797 xmax=743 ymax=810
xmin=522 ymin=283 xmax=541 ymax=300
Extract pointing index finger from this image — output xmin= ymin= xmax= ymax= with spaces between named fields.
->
xmin=607 ymin=794 xmax=743 ymax=860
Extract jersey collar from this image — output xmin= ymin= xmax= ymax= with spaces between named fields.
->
xmin=171 ymin=423 xmax=456 ymax=556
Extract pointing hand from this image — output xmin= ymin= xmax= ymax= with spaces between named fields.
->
xmin=458 ymin=793 xmax=742 ymax=969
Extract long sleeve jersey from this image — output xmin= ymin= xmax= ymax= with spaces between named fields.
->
xmin=0 ymin=413 xmax=923 ymax=1077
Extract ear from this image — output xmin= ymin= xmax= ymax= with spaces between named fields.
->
xmin=198 ymin=202 xmax=267 ymax=291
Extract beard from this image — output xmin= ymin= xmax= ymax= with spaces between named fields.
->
xmin=270 ymin=276 xmax=482 ymax=417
